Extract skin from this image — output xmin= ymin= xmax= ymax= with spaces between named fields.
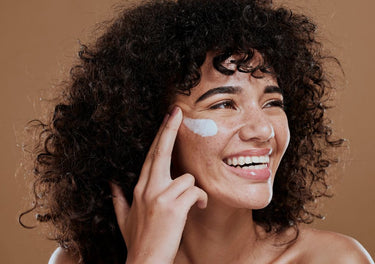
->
xmin=170 ymin=53 xmax=290 ymax=263
xmin=172 ymin=52 xmax=289 ymax=210
xmin=49 ymin=53 xmax=375 ymax=263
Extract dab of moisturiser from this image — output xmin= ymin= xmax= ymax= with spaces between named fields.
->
xmin=183 ymin=118 xmax=218 ymax=137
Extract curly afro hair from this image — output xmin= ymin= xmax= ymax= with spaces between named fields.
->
xmin=21 ymin=0 xmax=344 ymax=263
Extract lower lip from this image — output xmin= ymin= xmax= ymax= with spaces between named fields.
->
xmin=224 ymin=163 xmax=271 ymax=181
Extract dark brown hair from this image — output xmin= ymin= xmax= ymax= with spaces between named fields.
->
xmin=21 ymin=0 xmax=344 ymax=263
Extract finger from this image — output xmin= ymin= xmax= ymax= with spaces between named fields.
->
xmin=137 ymin=113 xmax=170 ymax=189
xmin=157 ymin=174 xmax=195 ymax=201
xmin=148 ymin=106 xmax=183 ymax=185
xmin=145 ymin=113 xmax=171 ymax=161
xmin=109 ymin=182 xmax=130 ymax=229
xmin=177 ymin=186 xmax=208 ymax=211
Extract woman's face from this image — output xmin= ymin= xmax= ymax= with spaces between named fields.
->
xmin=171 ymin=53 xmax=290 ymax=209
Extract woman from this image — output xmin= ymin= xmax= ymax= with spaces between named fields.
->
xmin=22 ymin=0 xmax=373 ymax=263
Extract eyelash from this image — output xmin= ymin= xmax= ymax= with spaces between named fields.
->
xmin=209 ymin=99 xmax=285 ymax=110
xmin=209 ymin=100 xmax=236 ymax=110
xmin=264 ymin=99 xmax=285 ymax=109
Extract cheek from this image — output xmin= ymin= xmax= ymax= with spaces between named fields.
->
xmin=172 ymin=121 xmax=226 ymax=174
xmin=183 ymin=118 xmax=218 ymax=137
xmin=274 ymin=116 xmax=290 ymax=153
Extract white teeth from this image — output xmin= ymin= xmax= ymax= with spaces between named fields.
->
xmin=240 ymin=164 xmax=267 ymax=169
xmin=252 ymin=156 xmax=260 ymax=163
xmin=225 ymin=155 xmax=269 ymax=167
xmin=253 ymin=164 xmax=267 ymax=169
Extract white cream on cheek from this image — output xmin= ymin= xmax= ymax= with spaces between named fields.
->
xmin=183 ymin=117 xmax=218 ymax=137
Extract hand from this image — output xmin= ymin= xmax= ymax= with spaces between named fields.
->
xmin=110 ymin=106 xmax=208 ymax=264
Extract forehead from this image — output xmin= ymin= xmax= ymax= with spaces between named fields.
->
xmin=193 ymin=52 xmax=277 ymax=94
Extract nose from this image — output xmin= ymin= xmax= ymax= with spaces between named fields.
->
xmin=238 ymin=110 xmax=274 ymax=143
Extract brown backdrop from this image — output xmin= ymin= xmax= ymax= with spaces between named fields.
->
xmin=1 ymin=0 xmax=374 ymax=262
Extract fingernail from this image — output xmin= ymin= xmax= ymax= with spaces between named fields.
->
xmin=171 ymin=106 xmax=180 ymax=116
xmin=162 ymin=113 xmax=170 ymax=125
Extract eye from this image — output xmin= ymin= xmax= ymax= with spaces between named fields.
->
xmin=263 ymin=99 xmax=285 ymax=109
xmin=210 ymin=100 xmax=237 ymax=110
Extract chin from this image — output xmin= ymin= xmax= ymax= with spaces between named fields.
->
xmin=242 ymin=181 xmax=274 ymax=209
xmin=212 ymin=185 xmax=274 ymax=210
xmin=248 ymin=197 xmax=272 ymax=210
xmin=244 ymin=192 xmax=273 ymax=210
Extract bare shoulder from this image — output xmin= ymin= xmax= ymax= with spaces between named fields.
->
xmin=296 ymin=227 xmax=374 ymax=263
xmin=48 ymin=247 xmax=79 ymax=264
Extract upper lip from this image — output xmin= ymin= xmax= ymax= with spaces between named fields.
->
xmin=224 ymin=148 xmax=272 ymax=160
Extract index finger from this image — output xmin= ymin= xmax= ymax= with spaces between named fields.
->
xmin=136 ymin=112 xmax=170 ymax=188
xmin=147 ymin=106 xmax=182 ymax=185
xmin=137 ymin=106 xmax=182 ymax=188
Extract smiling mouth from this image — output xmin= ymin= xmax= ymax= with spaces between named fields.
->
xmin=225 ymin=155 xmax=269 ymax=169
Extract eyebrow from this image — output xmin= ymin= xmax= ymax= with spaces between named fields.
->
xmin=264 ymin=85 xmax=283 ymax=96
xmin=195 ymin=86 xmax=241 ymax=103
xmin=195 ymin=85 xmax=283 ymax=104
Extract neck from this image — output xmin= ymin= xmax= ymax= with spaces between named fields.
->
xmin=176 ymin=197 xmax=267 ymax=264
